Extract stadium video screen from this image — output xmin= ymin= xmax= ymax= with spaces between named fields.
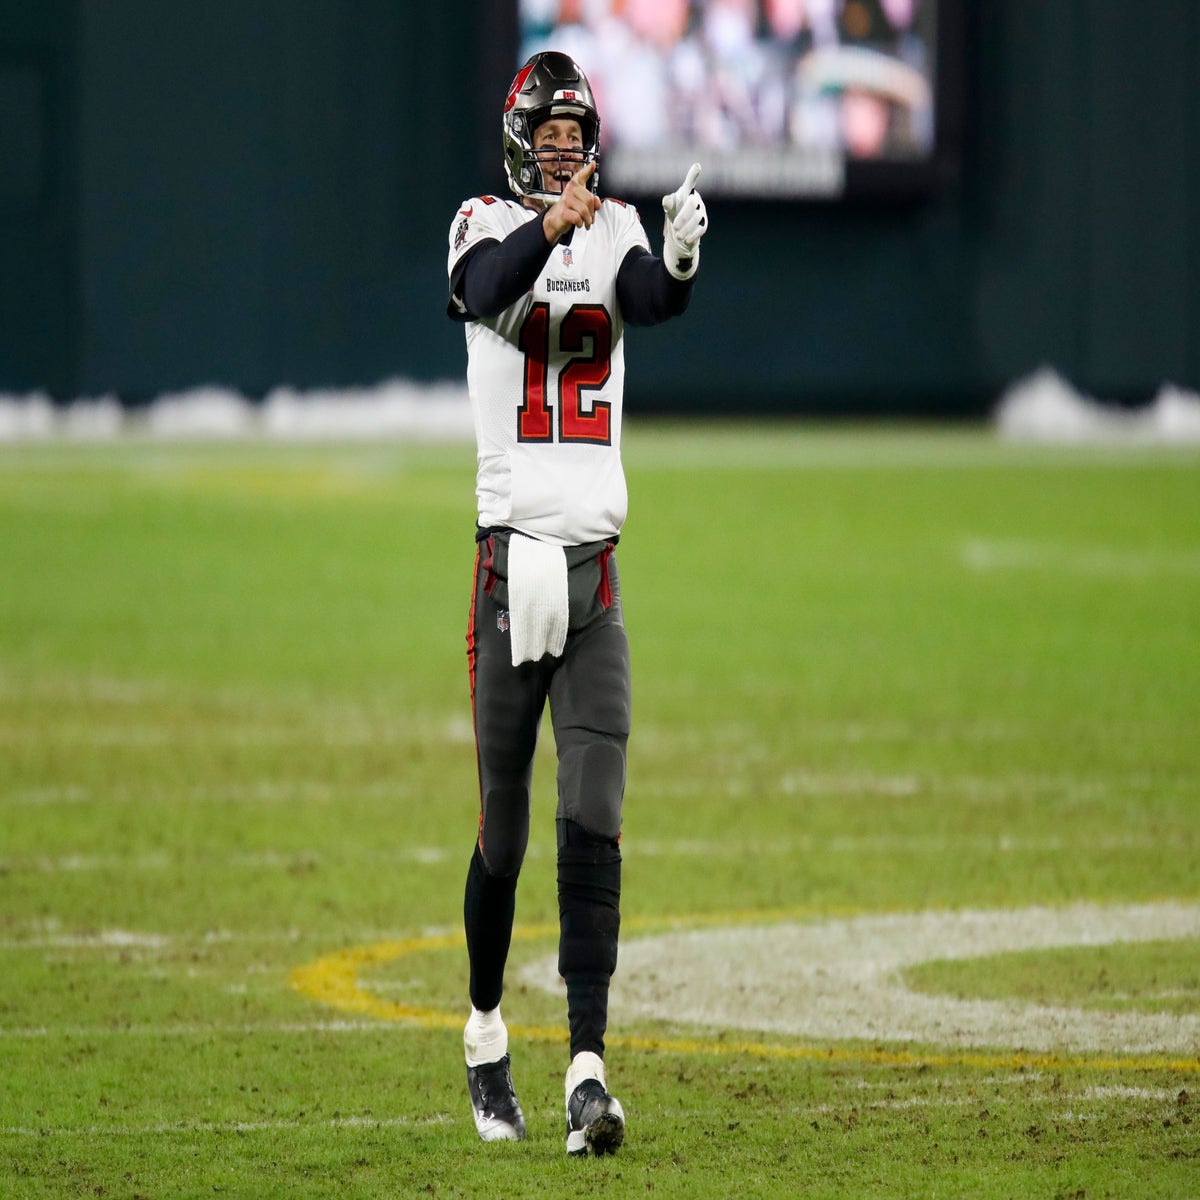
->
xmin=510 ymin=0 xmax=962 ymax=200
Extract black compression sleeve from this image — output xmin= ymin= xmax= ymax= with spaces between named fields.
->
xmin=616 ymin=246 xmax=694 ymax=327
xmin=451 ymin=213 xmax=554 ymax=319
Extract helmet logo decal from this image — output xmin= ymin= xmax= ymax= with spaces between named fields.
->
xmin=505 ymin=64 xmax=535 ymax=113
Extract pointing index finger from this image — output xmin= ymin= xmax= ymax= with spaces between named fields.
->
xmin=571 ymin=160 xmax=596 ymax=187
xmin=663 ymin=162 xmax=702 ymax=217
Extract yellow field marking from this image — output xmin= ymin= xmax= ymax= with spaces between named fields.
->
xmin=288 ymin=908 xmax=1200 ymax=1075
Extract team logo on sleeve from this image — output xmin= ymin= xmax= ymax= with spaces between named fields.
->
xmin=454 ymin=215 xmax=470 ymax=251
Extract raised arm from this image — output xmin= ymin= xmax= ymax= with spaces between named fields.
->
xmin=616 ymin=163 xmax=709 ymax=327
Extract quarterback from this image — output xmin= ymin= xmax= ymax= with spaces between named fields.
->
xmin=446 ymin=49 xmax=708 ymax=1156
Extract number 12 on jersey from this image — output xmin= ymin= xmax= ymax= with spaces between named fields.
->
xmin=518 ymin=302 xmax=613 ymax=444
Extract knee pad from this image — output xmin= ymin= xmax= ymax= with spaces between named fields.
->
xmin=557 ymin=740 xmax=625 ymax=843
xmin=479 ymin=783 xmax=530 ymax=878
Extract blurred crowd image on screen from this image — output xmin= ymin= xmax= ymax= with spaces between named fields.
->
xmin=519 ymin=0 xmax=934 ymax=162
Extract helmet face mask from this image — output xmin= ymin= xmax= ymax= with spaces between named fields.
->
xmin=503 ymin=52 xmax=601 ymax=204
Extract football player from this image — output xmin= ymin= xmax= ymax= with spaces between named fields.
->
xmin=446 ymin=49 xmax=707 ymax=1157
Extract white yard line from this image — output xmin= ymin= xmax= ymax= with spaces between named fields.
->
xmin=2 ymin=1086 xmax=1182 ymax=1139
xmin=1 ymin=779 xmax=424 ymax=807
xmin=2 ymin=827 xmax=1181 ymax=875
xmin=0 ymin=845 xmax=454 ymax=874
xmin=624 ymin=833 xmax=1170 ymax=858
xmin=0 ymin=922 xmax=458 ymax=951
xmin=0 ymin=1019 xmax=395 ymax=1039
xmin=962 ymin=537 xmax=1200 ymax=578
xmin=0 ymin=1113 xmax=457 ymax=1137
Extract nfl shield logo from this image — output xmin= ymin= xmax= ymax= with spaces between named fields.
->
xmin=562 ymin=247 xmax=573 ymax=267
xmin=497 ymin=609 xmax=510 ymax=633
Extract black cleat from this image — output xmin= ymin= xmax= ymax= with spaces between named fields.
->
xmin=566 ymin=1077 xmax=625 ymax=1156
xmin=467 ymin=1054 xmax=526 ymax=1142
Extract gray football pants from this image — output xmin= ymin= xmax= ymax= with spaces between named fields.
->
xmin=464 ymin=536 xmax=629 ymax=1055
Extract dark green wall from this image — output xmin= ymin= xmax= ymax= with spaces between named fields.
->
xmin=0 ymin=1 xmax=78 ymax=397
xmin=2 ymin=0 xmax=1197 ymax=413
xmin=74 ymin=1 xmax=463 ymax=397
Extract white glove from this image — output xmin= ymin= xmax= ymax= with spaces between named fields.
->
xmin=661 ymin=162 xmax=707 ymax=281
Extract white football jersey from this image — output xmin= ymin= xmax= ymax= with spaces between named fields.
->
xmin=447 ymin=194 xmax=650 ymax=547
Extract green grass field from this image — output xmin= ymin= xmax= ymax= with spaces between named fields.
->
xmin=1 ymin=422 xmax=1198 ymax=1198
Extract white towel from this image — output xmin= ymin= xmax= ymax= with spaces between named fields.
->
xmin=507 ymin=533 xmax=569 ymax=666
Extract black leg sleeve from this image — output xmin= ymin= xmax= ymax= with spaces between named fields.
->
xmin=464 ymin=844 xmax=518 ymax=1012
xmin=556 ymin=817 xmax=622 ymax=1058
